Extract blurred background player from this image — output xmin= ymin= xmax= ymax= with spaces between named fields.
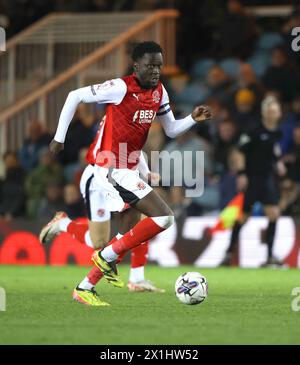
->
xmin=220 ymin=96 xmax=286 ymax=267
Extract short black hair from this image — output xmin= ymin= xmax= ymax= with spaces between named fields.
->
xmin=132 ymin=41 xmax=163 ymax=61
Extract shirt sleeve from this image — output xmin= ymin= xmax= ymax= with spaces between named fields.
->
xmin=54 ymin=78 xmax=127 ymax=143
xmin=156 ymin=85 xmax=196 ymax=138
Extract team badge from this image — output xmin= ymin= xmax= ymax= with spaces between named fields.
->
xmin=97 ymin=209 xmax=106 ymax=217
xmin=152 ymin=90 xmax=160 ymax=103
xmin=96 ymin=80 xmax=114 ymax=91
xmin=137 ymin=181 xmax=146 ymax=190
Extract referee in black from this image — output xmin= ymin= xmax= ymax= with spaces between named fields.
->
xmin=221 ymin=96 xmax=286 ymax=267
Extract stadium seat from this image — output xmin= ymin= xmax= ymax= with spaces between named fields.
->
xmin=175 ymin=103 xmax=195 ymax=115
xmin=247 ymin=52 xmax=271 ymax=77
xmin=191 ymin=58 xmax=216 ymax=79
xmin=219 ymin=58 xmax=241 ymax=78
xmin=255 ymin=32 xmax=284 ymax=51
xmin=177 ymin=82 xmax=209 ymax=104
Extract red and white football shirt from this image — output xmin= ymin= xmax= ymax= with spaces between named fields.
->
xmin=86 ymin=74 xmax=167 ymax=169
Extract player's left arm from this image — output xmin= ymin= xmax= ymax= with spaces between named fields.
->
xmin=157 ymin=86 xmax=212 ymax=138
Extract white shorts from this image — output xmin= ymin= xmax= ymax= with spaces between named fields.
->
xmin=79 ymin=164 xmax=153 ymax=222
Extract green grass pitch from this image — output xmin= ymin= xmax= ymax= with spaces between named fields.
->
xmin=0 ymin=265 xmax=299 ymax=345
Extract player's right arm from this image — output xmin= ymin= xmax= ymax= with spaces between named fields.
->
xmin=49 ymin=79 xmax=127 ymax=155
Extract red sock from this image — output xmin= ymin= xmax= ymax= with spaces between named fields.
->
xmin=131 ymin=241 xmax=149 ymax=268
xmin=67 ymin=221 xmax=88 ymax=244
xmin=111 ymin=217 xmax=165 ymax=255
xmin=87 ymin=266 xmax=104 ymax=285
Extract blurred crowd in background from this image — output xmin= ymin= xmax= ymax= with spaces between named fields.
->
xmin=1 ymin=0 xmax=300 ymax=222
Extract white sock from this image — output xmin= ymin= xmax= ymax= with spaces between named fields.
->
xmin=101 ymin=245 xmax=119 ymax=262
xmin=84 ymin=231 xmax=95 ymax=248
xmin=129 ymin=266 xmax=145 ymax=283
xmin=58 ymin=217 xmax=72 ymax=232
xmin=78 ymin=276 xmax=94 ymax=291
xmin=100 ymin=233 xmax=123 ymax=262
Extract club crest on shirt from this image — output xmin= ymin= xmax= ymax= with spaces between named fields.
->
xmin=152 ymin=90 xmax=160 ymax=103
xmin=97 ymin=209 xmax=106 ymax=217
xmin=95 ymin=80 xmax=114 ymax=91
xmin=137 ymin=181 xmax=146 ymax=190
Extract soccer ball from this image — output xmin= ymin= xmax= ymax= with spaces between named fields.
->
xmin=175 ymin=272 xmax=208 ymax=305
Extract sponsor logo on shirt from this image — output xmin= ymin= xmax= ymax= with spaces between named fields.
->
xmin=132 ymin=93 xmax=139 ymax=101
xmin=152 ymin=90 xmax=160 ymax=103
xmin=133 ymin=110 xmax=156 ymax=124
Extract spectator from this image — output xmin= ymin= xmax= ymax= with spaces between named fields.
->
xmin=159 ymin=128 xmax=214 ymax=216
xmin=160 ymin=128 xmax=214 ymax=187
xmin=63 ymin=183 xmax=85 ymax=219
xmin=263 ymin=46 xmax=300 ymax=102
xmin=25 ymin=148 xmax=64 ymax=219
xmin=282 ymin=124 xmax=300 ymax=183
xmin=214 ymin=118 xmax=239 ymax=173
xmin=73 ymin=147 xmax=89 ymax=187
xmin=196 ymin=97 xmax=230 ymax=143
xmin=219 ymin=148 xmax=243 ymax=209
xmin=59 ymin=104 xmax=96 ymax=166
xmin=279 ymin=177 xmax=300 ymax=216
xmin=233 ymin=88 xmax=260 ymax=133
xmin=219 ymin=0 xmax=259 ymax=59
xmin=19 ymin=120 xmax=52 ymax=172
xmin=206 ymin=66 xmax=232 ymax=105
xmin=280 ymin=95 xmax=300 ymax=154
xmin=234 ymin=63 xmax=265 ymax=109
xmin=188 ymin=176 xmax=220 ymax=216
xmin=37 ymin=182 xmax=64 ymax=221
xmin=0 ymin=151 xmax=25 ymax=220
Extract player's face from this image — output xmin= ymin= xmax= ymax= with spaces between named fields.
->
xmin=134 ymin=52 xmax=163 ymax=89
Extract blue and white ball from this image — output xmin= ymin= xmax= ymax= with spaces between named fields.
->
xmin=175 ymin=272 xmax=208 ymax=305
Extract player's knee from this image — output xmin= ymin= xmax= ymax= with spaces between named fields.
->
xmin=90 ymin=235 xmax=107 ymax=249
xmin=152 ymin=215 xmax=175 ymax=229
